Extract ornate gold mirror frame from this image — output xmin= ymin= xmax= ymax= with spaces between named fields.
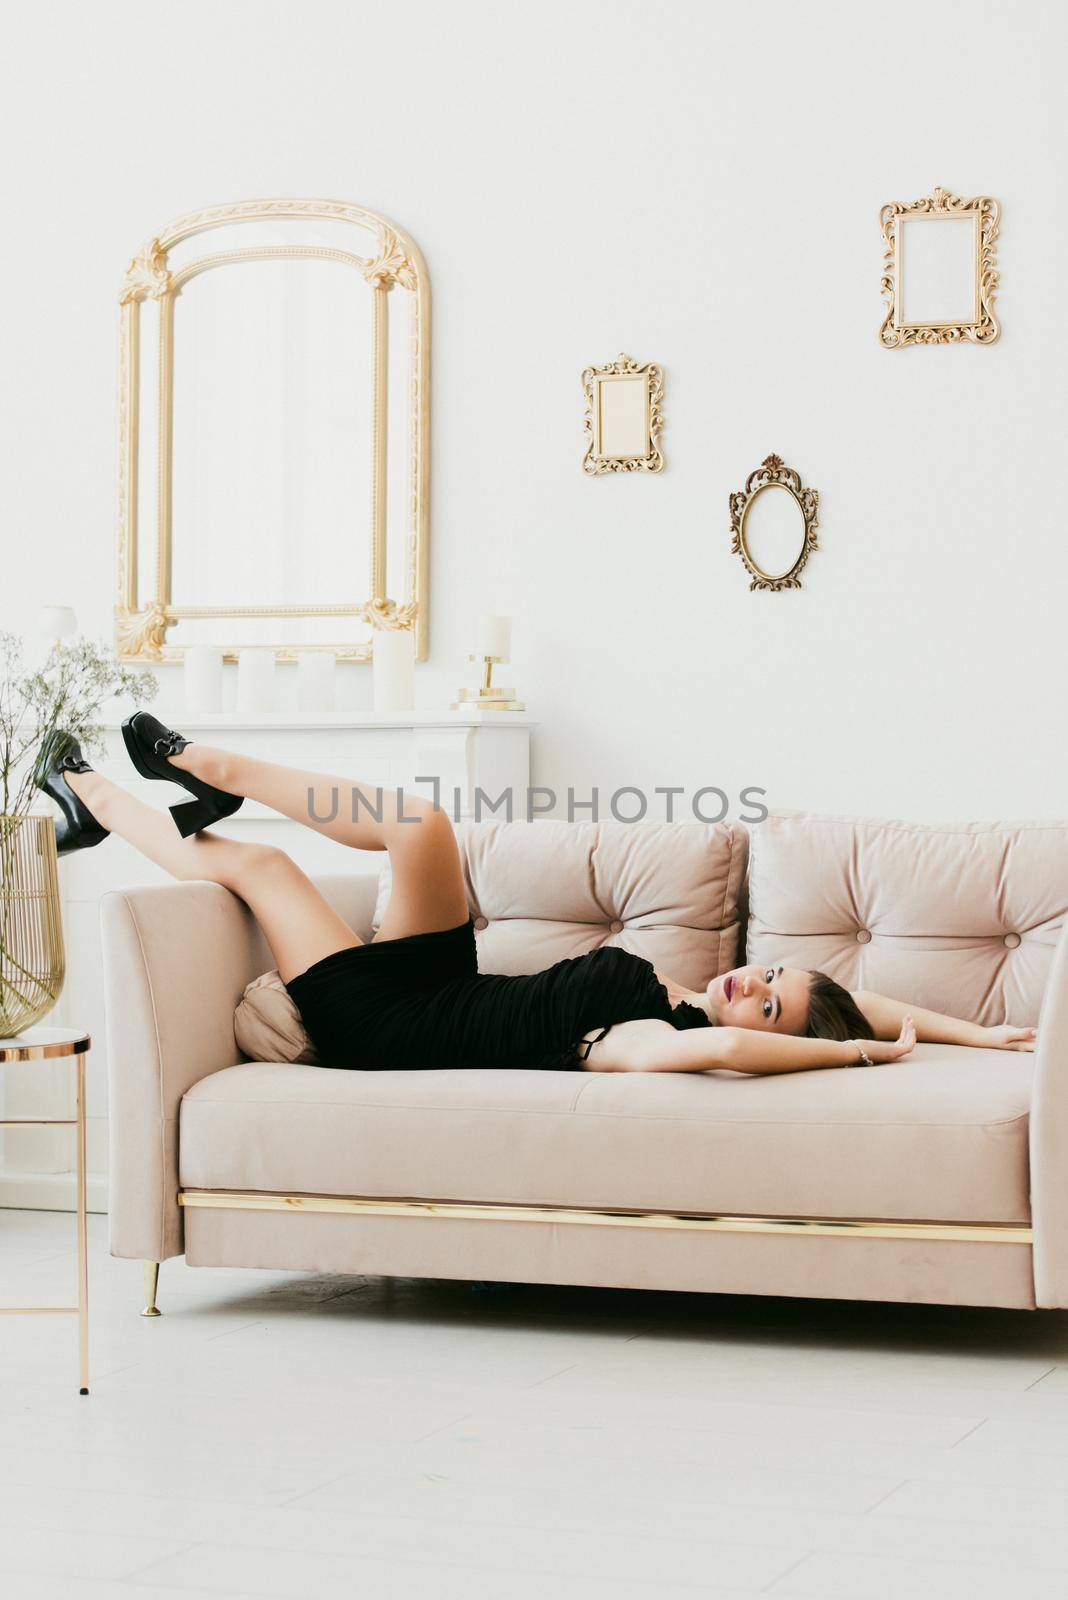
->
xmin=728 ymin=455 xmax=819 ymax=592
xmin=880 ymin=185 xmax=1000 ymax=348
xmin=581 ymin=353 xmax=664 ymax=474
xmin=116 ymin=198 xmax=430 ymax=662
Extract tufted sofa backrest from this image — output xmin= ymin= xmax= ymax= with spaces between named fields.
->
xmin=374 ymin=819 xmax=749 ymax=990
xmin=369 ymin=810 xmax=1068 ymax=1028
xmin=746 ymin=812 xmax=1068 ymax=1027
xmin=460 ymin=819 xmax=749 ymax=989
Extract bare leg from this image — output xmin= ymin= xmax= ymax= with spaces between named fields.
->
xmin=66 ymin=770 xmax=359 ymax=982
xmin=165 ymin=744 xmax=467 ymax=944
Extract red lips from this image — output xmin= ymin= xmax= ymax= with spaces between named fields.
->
xmin=723 ymin=974 xmax=735 ymax=1001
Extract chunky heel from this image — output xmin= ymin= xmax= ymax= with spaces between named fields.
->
xmin=121 ymin=712 xmax=242 ymax=836
xmin=169 ymin=795 xmax=240 ymax=838
xmin=170 ymin=798 xmax=215 ymax=838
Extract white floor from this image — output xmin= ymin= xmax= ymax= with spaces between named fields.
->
xmin=2 ymin=1211 xmax=1068 ymax=1599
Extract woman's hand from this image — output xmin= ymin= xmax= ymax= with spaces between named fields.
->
xmin=982 ymin=1024 xmax=1037 ymax=1052
xmin=855 ymin=1016 xmax=917 ymax=1064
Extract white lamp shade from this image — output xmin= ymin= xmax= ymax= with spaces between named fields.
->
xmin=476 ymin=614 xmax=511 ymax=661
xmin=38 ymin=605 xmax=78 ymax=639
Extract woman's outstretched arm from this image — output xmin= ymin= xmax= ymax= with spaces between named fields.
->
xmin=581 ymin=1017 xmax=916 ymax=1075
xmin=851 ymin=990 xmax=1037 ymax=1052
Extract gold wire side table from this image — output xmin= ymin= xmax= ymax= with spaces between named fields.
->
xmin=0 ymin=1026 xmax=90 ymax=1394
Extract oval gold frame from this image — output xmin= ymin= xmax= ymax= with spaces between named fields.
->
xmin=740 ymin=483 xmax=808 ymax=583
xmin=729 ymin=455 xmax=819 ymax=592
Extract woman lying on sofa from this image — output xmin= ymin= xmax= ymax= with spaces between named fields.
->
xmin=41 ymin=715 xmax=1037 ymax=1077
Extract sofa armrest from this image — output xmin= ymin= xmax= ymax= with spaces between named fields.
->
xmin=101 ymin=881 xmax=273 ymax=1263
xmin=1030 ymin=917 xmax=1068 ymax=1307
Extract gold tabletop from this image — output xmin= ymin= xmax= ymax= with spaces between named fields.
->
xmin=0 ymin=1027 xmax=91 ymax=1062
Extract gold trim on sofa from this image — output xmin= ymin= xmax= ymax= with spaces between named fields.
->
xmin=177 ymin=1191 xmax=1032 ymax=1245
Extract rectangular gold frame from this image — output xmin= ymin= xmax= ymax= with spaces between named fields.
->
xmin=116 ymin=198 xmax=431 ymax=662
xmin=897 ymin=211 xmax=979 ymax=328
xmin=880 ymin=185 xmax=1000 ymax=348
xmin=595 ymin=373 xmax=649 ymax=458
xmin=582 ymin=352 xmax=664 ymax=473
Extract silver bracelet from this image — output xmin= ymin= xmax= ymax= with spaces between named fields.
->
xmin=848 ymin=1040 xmax=875 ymax=1068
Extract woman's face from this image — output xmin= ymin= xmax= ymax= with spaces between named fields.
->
xmin=707 ymin=963 xmax=810 ymax=1035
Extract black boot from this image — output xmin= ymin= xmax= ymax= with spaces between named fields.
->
xmin=34 ymin=732 xmax=110 ymax=856
xmin=121 ymin=712 xmax=243 ymax=838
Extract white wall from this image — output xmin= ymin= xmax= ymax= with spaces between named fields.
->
xmin=1 ymin=0 xmax=1065 ymax=822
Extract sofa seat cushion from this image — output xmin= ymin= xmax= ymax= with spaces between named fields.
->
xmin=179 ymin=1044 xmax=1032 ymax=1225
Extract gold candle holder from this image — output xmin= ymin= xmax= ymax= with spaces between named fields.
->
xmin=451 ymin=655 xmax=524 ymax=712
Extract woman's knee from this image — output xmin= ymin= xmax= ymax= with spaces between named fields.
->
xmin=389 ymin=801 xmax=457 ymax=855
xmin=221 ymin=842 xmax=296 ymax=885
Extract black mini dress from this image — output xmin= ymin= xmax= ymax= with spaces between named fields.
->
xmin=285 ymin=916 xmax=712 ymax=1072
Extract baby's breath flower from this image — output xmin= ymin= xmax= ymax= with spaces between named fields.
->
xmin=0 ymin=632 xmax=157 ymax=820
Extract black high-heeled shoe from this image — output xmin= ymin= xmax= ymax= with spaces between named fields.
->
xmin=121 ymin=712 xmax=243 ymax=838
xmin=34 ymin=732 xmax=110 ymax=856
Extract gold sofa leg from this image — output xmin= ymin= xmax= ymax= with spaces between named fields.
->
xmin=141 ymin=1261 xmax=161 ymax=1318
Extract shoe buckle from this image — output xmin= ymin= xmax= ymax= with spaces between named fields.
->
xmin=153 ymin=733 xmax=184 ymax=756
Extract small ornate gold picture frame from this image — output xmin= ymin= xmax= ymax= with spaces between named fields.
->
xmin=729 ymin=455 xmax=820 ymax=592
xmin=880 ymin=186 xmax=1000 ymax=347
xmin=581 ymin=353 xmax=664 ymax=473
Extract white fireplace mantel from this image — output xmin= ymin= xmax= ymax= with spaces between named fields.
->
xmin=114 ymin=710 xmax=537 ymax=730
xmin=0 ymin=710 xmax=535 ymax=1215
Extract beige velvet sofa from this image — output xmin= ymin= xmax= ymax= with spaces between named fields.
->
xmin=101 ymin=812 xmax=1068 ymax=1315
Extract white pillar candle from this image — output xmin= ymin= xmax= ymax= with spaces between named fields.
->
xmin=476 ymin=614 xmax=511 ymax=661
xmin=373 ymin=628 xmax=414 ymax=713
xmin=236 ymin=649 xmax=276 ymax=713
xmin=296 ymin=650 xmax=336 ymax=712
xmin=183 ymin=645 xmax=223 ymax=713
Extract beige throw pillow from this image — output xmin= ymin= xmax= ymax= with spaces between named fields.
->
xmin=234 ymin=969 xmax=320 ymax=1065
